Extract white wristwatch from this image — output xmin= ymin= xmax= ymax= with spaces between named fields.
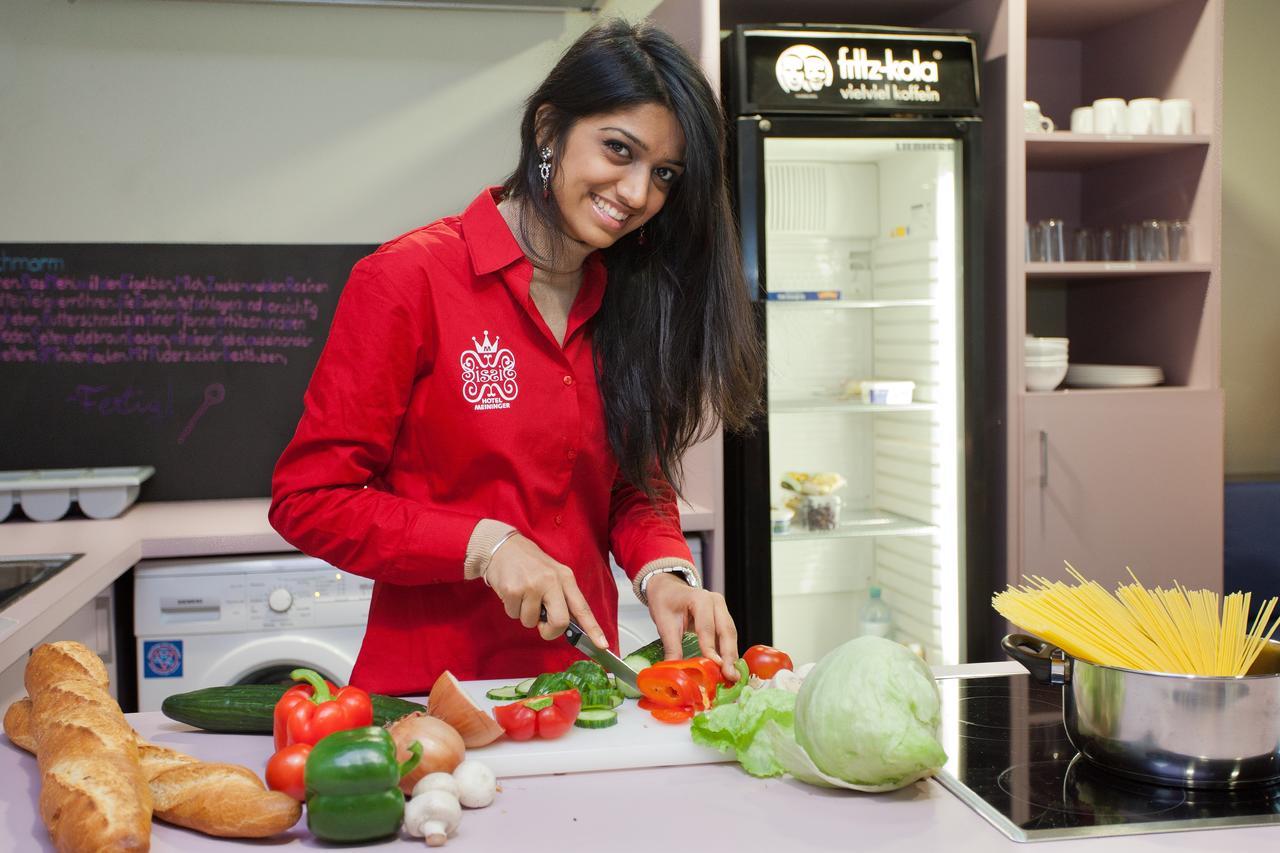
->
xmin=639 ymin=565 xmax=700 ymax=601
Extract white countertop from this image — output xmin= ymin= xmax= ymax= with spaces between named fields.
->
xmin=3 ymin=666 xmax=1278 ymax=851
xmin=0 ymin=497 xmax=714 ymax=675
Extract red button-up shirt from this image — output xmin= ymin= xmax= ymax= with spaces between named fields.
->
xmin=269 ymin=188 xmax=691 ymax=695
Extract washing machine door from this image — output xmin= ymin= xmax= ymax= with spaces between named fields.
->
xmin=201 ymin=633 xmax=359 ymax=688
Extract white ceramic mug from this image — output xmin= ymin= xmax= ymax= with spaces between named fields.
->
xmin=1092 ymin=98 xmax=1128 ymax=134
xmin=1070 ymin=106 xmax=1095 ymax=133
xmin=1024 ymin=101 xmax=1055 ymax=133
xmin=1160 ymin=99 xmax=1193 ymax=135
xmin=1128 ymin=98 xmax=1162 ymax=134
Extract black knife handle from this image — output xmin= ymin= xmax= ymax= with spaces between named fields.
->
xmin=538 ymin=605 xmax=584 ymax=646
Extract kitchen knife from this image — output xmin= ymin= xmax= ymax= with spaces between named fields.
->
xmin=539 ymin=605 xmax=638 ymax=691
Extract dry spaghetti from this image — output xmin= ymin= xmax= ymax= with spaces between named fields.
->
xmin=993 ymin=563 xmax=1280 ymax=676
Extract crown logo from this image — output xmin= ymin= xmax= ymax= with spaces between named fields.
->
xmin=472 ymin=330 xmax=500 ymax=354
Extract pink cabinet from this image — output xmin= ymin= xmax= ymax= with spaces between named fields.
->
xmin=1021 ymin=390 xmax=1223 ymax=591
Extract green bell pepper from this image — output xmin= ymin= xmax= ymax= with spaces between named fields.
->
xmin=304 ymin=725 xmax=422 ymax=843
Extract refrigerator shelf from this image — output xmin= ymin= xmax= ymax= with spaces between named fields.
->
xmin=773 ymin=509 xmax=938 ymax=543
xmin=767 ymin=298 xmax=936 ymax=310
xmin=770 ymin=398 xmax=937 ymax=414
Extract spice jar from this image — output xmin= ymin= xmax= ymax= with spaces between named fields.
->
xmin=801 ymin=494 xmax=842 ymax=531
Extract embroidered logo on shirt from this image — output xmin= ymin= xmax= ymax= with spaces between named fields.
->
xmin=460 ymin=330 xmax=518 ymax=410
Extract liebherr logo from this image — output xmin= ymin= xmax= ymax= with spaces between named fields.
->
xmin=837 ymin=47 xmax=940 ymax=83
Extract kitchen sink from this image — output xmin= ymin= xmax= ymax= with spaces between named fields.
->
xmin=0 ymin=554 xmax=83 ymax=612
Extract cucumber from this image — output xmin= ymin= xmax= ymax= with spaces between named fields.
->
xmin=623 ymin=632 xmax=703 ymax=669
xmin=566 ymin=660 xmax=610 ymax=690
xmin=615 ymin=668 xmax=645 ymax=699
xmin=574 ymin=708 xmax=618 ymax=729
xmin=485 ymin=686 xmax=522 ymax=702
xmin=161 ymin=684 xmax=425 ymax=733
xmin=514 ymin=677 xmax=536 ymax=697
xmin=580 ymin=688 xmax=620 ymax=709
xmin=525 ymin=672 xmax=571 ymax=698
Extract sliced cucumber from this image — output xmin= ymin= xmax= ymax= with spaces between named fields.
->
xmin=514 ymin=678 xmax=535 ymax=697
xmin=623 ymin=632 xmax=702 ymax=669
xmin=608 ymin=693 xmax=624 ymax=709
xmin=574 ymin=708 xmax=619 ymax=729
xmin=485 ymin=685 xmax=522 ymax=702
xmin=580 ymin=688 xmax=620 ymax=709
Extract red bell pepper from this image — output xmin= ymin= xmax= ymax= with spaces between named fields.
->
xmin=636 ymin=665 xmax=703 ymax=709
xmin=273 ymin=668 xmax=374 ymax=750
xmin=492 ymin=689 xmax=581 ymax=741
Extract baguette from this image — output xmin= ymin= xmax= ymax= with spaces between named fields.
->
xmin=6 ymin=697 xmax=302 ymax=838
xmin=25 ymin=642 xmax=152 ymax=852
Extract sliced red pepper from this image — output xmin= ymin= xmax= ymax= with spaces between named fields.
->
xmin=650 ymin=706 xmax=695 ymax=724
xmin=636 ymin=665 xmax=703 ymax=709
xmin=651 ymin=657 xmax=723 ymax=691
xmin=493 ymin=689 xmax=581 ymax=740
xmin=273 ymin=668 xmax=373 ymax=749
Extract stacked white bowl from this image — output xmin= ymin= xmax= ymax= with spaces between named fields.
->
xmin=1026 ymin=336 xmax=1069 ymax=391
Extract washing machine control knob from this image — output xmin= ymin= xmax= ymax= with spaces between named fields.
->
xmin=267 ymin=588 xmax=293 ymax=613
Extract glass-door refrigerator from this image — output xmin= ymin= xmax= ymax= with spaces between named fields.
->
xmin=722 ymin=24 xmax=994 ymax=667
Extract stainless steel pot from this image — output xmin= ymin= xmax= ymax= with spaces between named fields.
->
xmin=1003 ymin=633 xmax=1280 ymax=789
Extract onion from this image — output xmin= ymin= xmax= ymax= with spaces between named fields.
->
xmin=428 ymin=671 xmax=505 ymax=748
xmin=387 ymin=712 xmax=465 ymax=794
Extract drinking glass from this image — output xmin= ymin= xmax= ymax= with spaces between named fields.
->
xmin=1121 ymin=223 xmax=1142 ymax=261
xmin=1168 ymin=220 xmax=1192 ymax=261
xmin=1140 ymin=220 xmax=1170 ymax=261
xmin=1099 ymin=227 xmax=1118 ymax=261
xmin=1038 ymin=219 xmax=1066 ymax=263
xmin=1072 ymin=227 xmax=1097 ymax=262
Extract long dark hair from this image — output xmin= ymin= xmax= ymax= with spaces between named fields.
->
xmin=502 ymin=18 xmax=763 ymax=500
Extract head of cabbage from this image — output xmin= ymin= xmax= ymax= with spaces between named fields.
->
xmin=771 ymin=635 xmax=946 ymax=791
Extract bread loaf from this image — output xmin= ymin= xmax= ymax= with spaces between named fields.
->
xmin=6 ymin=697 xmax=302 ymax=838
xmin=25 ymin=641 xmax=151 ymax=852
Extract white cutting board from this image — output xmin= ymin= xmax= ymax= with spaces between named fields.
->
xmin=456 ymin=678 xmax=731 ymax=778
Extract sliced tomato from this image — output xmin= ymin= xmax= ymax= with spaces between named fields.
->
xmin=649 ymin=706 xmax=694 ymax=724
xmin=743 ymin=645 xmax=794 ymax=680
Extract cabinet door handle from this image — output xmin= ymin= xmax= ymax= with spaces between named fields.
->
xmin=1039 ymin=430 xmax=1049 ymax=489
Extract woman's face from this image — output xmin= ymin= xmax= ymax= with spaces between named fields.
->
xmin=549 ymin=103 xmax=686 ymax=250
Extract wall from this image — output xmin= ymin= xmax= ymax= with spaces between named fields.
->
xmin=1223 ymin=0 xmax=1280 ymax=476
xmin=0 ymin=0 xmax=601 ymax=243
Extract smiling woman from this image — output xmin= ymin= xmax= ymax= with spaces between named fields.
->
xmin=269 ymin=19 xmax=763 ymax=696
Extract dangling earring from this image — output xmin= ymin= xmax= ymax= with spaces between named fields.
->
xmin=637 ymin=225 xmax=647 ymax=246
xmin=539 ymin=146 xmax=552 ymax=199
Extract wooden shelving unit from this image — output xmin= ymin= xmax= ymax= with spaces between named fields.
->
xmin=1025 ymin=132 xmax=1211 ymax=169
xmin=1026 ymin=262 xmax=1212 ymax=277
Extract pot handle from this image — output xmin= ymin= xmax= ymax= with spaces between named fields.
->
xmin=1002 ymin=633 xmax=1072 ymax=685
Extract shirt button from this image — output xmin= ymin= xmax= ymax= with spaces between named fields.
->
xmin=567 ymin=449 xmax=577 ymax=461
xmin=554 ymin=514 xmax=563 ymax=526
xmin=563 ymin=375 xmax=573 ymax=386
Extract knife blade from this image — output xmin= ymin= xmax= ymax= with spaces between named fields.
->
xmin=564 ymin=618 xmax=639 ymax=691
xmin=539 ymin=605 xmax=638 ymax=691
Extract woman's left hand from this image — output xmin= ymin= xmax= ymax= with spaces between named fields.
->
xmin=645 ymin=573 xmax=740 ymax=682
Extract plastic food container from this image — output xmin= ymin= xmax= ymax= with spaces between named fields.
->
xmin=861 ymin=380 xmax=916 ymax=405
xmin=0 ymin=467 xmax=155 ymax=522
xmin=801 ymin=494 xmax=842 ymax=531
xmin=770 ymin=507 xmax=795 ymax=535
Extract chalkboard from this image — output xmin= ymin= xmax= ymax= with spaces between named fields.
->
xmin=0 ymin=243 xmax=376 ymax=501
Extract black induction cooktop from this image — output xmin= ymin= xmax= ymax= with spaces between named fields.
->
xmin=935 ymin=674 xmax=1280 ymax=842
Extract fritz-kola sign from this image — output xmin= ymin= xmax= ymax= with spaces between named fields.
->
xmin=735 ymin=28 xmax=979 ymax=115
xmin=776 ymin=43 xmax=943 ymax=103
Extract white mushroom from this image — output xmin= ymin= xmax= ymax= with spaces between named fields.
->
xmin=452 ymin=760 xmax=498 ymax=809
xmin=404 ymin=789 xmax=462 ymax=846
xmin=412 ymin=772 xmax=460 ymax=800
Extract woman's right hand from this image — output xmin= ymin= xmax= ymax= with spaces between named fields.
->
xmin=483 ymin=534 xmax=610 ymax=649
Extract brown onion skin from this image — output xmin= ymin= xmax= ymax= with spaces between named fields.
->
xmin=387 ymin=712 xmax=466 ymax=794
xmin=428 ymin=671 xmax=505 ymax=748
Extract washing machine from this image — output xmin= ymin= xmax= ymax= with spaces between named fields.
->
xmin=134 ymin=553 xmax=371 ymax=711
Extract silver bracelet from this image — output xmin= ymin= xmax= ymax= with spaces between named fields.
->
xmin=638 ymin=565 xmax=699 ymax=605
xmin=481 ymin=529 xmax=519 ymax=588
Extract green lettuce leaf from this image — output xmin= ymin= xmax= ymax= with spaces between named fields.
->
xmin=691 ymin=686 xmax=796 ymax=778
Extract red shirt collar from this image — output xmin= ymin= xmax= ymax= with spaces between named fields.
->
xmin=461 ymin=187 xmax=607 ymax=340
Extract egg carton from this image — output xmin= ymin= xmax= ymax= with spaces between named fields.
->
xmin=0 ymin=466 xmax=155 ymax=522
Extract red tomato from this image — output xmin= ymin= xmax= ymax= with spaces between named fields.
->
xmin=265 ymin=742 xmax=312 ymax=801
xmin=742 ymin=645 xmax=794 ymax=679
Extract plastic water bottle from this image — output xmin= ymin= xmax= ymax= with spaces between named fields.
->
xmin=860 ymin=586 xmax=893 ymax=638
